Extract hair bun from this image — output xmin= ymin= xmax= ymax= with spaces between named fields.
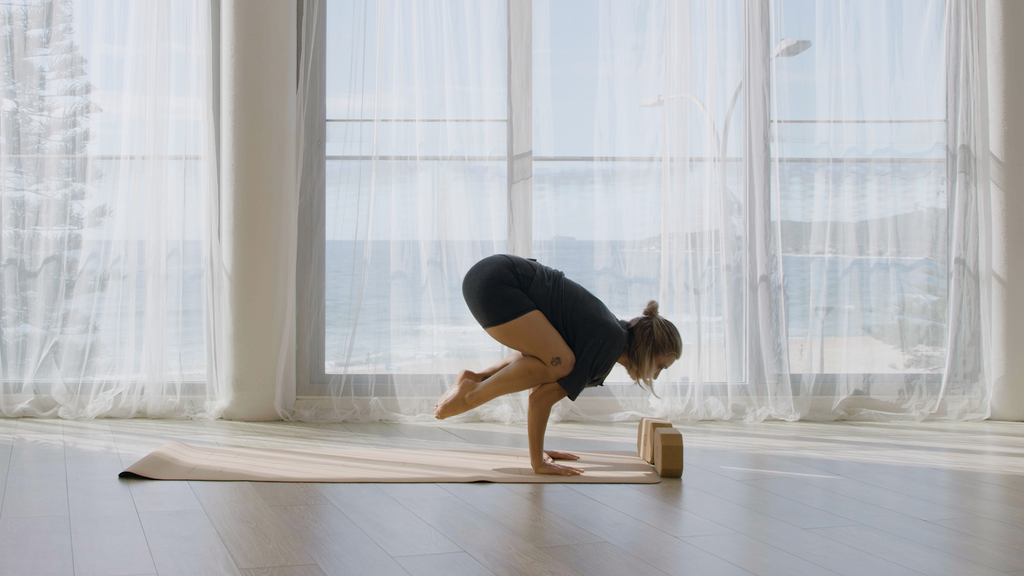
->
xmin=643 ymin=300 xmax=659 ymax=317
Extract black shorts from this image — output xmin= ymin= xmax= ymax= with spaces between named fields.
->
xmin=462 ymin=254 xmax=538 ymax=329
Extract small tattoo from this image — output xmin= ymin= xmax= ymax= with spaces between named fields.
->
xmin=551 ymin=357 xmax=562 ymax=367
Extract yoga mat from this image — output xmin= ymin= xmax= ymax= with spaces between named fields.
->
xmin=120 ymin=441 xmax=661 ymax=484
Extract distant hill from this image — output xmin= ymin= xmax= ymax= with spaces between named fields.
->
xmin=778 ymin=207 xmax=946 ymax=259
xmin=626 ymin=208 xmax=947 ymax=261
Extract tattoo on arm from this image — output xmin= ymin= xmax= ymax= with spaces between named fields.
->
xmin=551 ymin=357 xmax=562 ymax=367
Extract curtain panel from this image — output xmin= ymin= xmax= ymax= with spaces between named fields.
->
xmin=0 ymin=0 xmax=224 ymax=418
xmin=287 ymin=0 xmax=991 ymax=423
xmin=0 ymin=0 xmax=990 ymax=422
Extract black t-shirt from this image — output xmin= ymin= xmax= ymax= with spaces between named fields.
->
xmin=514 ymin=257 xmax=629 ymax=401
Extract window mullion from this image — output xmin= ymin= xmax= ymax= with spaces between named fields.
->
xmin=299 ymin=0 xmax=327 ymax=390
xmin=507 ymin=0 xmax=532 ymax=257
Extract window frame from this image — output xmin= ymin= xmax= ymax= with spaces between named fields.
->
xmin=297 ymin=0 xmax=956 ymax=396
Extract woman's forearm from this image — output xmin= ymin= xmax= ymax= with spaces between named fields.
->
xmin=528 ymin=395 xmax=553 ymax=467
xmin=527 ymin=382 xmax=566 ymax=466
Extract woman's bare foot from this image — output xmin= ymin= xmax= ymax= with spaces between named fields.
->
xmin=456 ymin=369 xmax=484 ymax=384
xmin=435 ymin=377 xmax=482 ymax=419
xmin=434 ymin=370 xmax=483 ymax=412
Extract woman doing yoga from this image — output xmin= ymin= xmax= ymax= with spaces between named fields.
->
xmin=435 ymin=254 xmax=682 ymax=476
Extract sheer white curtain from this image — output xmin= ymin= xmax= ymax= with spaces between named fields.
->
xmin=289 ymin=0 xmax=517 ymax=421
xmin=0 ymin=0 xmax=224 ymax=418
xmin=289 ymin=0 xmax=990 ymax=422
xmin=766 ymin=0 xmax=989 ymax=420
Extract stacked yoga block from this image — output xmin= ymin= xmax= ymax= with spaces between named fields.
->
xmin=637 ymin=417 xmax=683 ymax=477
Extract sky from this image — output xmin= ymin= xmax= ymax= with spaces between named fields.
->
xmin=35 ymin=0 xmax=949 ymax=243
xmin=323 ymin=0 xmax=948 ymax=242
xmin=326 ymin=0 xmax=946 ymax=157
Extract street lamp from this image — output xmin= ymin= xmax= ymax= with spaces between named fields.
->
xmin=812 ymin=305 xmax=835 ymax=374
xmin=772 ymin=38 xmax=813 ymax=58
xmin=642 ymin=37 xmax=811 ymax=378
xmin=641 ymin=37 xmax=812 ymax=158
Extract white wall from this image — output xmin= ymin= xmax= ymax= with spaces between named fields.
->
xmin=987 ymin=0 xmax=1024 ymax=421
xmin=219 ymin=0 xmax=297 ymax=420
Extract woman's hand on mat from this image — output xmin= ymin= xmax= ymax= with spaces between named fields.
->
xmin=543 ymin=450 xmax=579 ymax=461
xmin=533 ymin=460 xmax=584 ymax=476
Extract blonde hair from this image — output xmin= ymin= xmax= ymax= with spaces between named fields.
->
xmin=625 ymin=300 xmax=682 ymax=395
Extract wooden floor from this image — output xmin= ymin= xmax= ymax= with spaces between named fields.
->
xmin=1 ymin=418 xmax=1023 ymax=576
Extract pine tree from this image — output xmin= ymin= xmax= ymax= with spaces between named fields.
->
xmin=0 ymin=0 xmax=108 ymax=383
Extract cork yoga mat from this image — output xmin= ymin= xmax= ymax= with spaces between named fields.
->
xmin=120 ymin=441 xmax=661 ymax=484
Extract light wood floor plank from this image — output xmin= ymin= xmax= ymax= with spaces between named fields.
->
xmin=270 ymin=504 xmax=410 ymax=576
xmin=777 ymin=450 xmax=1024 ymax=519
xmin=127 ymin=478 xmax=204 ymax=513
xmin=743 ymin=476 xmax=1024 ymax=572
xmin=245 ymin=422 xmax=344 ymax=451
xmin=540 ymin=541 xmax=672 ymax=576
xmin=439 ymin=482 xmax=606 ymax=548
xmin=149 ymin=420 xmax=221 ymax=448
xmin=63 ymin=429 xmax=156 ymax=576
xmin=14 ymin=418 xmax=64 ymax=439
xmin=200 ymin=420 xmax=268 ymax=449
xmin=341 ymin=422 xmax=410 ymax=444
xmin=859 ymin=459 xmax=1024 ymax=506
xmin=239 ymin=567 xmax=329 ymax=576
xmin=0 ymin=515 xmax=74 ymax=576
xmin=513 ymin=484 xmax=754 ymax=576
xmin=109 ymin=420 xmax=173 ymax=471
xmin=562 ymin=482 xmax=735 ymax=538
xmin=540 ymin=422 xmax=640 ymax=453
xmin=810 ymin=524 xmax=1008 ymax=576
xmin=935 ymin=515 xmax=1024 ymax=550
xmin=1 ymin=435 xmax=68 ymax=519
xmin=379 ymin=483 xmax=588 ymax=576
xmin=139 ymin=509 xmax=243 ymax=576
xmin=682 ymin=533 xmax=842 ymax=576
xmin=2 ymin=418 xmax=1023 ymax=576
xmin=0 ymin=418 xmax=16 ymax=435
xmin=190 ymin=481 xmax=314 ymax=570
xmin=65 ymin=444 xmax=135 ymax=517
xmin=931 ymin=466 xmax=1024 ymax=499
xmin=626 ymin=482 xmax=925 ymax=576
xmin=394 ymin=552 xmax=497 ymax=576
xmin=316 ymin=483 xmax=462 ymax=557
xmin=957 ymin=467 xmax=1024 ymax=494
xmin=679 ymin=464 xmax=858 ymax=529
xmin=68 ymin=487 xmax=156 ymax=576
xmin=0 ymin=434 xmax=12 ymax=517
xmin=684 ymin=446 xmax=845 ymax=481
xmin=253 ymin=483 xmax=334 ymax=507
xmin=715 ymin=456 xmax=971 ymax=522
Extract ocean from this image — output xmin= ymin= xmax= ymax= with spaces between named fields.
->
xmin=323 ymin=238 xmax=948 ymax=375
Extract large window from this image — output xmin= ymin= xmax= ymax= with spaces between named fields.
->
xmin=307 ymin=0 xmax=509 ymax=393
xmin=0 ymin=0 xmax=211 ymax=387
xmin=308 ymin=0 xmax=953 ymax=396
xmin=772 ymin=1 xmax=948 ymax=378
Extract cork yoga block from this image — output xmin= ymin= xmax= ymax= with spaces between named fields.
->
xmin=638 ymin=418 xmax=673 ymax=463
xmin=636 ymin=417 xmax=652 ymax=455
xmin=653 ymin=427 xmax=683 ymax=478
